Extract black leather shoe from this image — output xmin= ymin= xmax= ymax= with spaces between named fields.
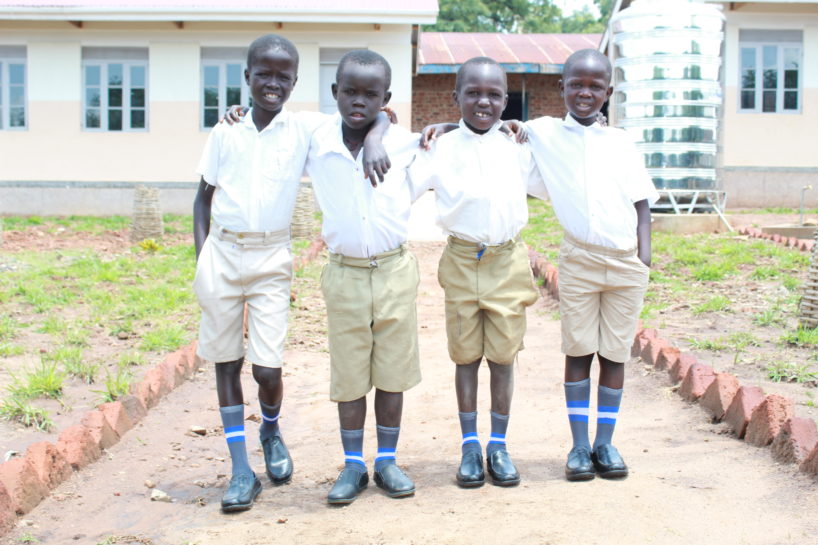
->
xmin=565 ymin=446 xmax=595 ymax=481
xmin=591 ymin=444 xmax=628 ymax=479
xmin=327 ymin=468 xmax=368 ymax=505
xmin=221 ymin=472 xmax=262 ymax=513
xmin=456 ymin=451 xmax=485 ymax=488
xmin=486 ymin=449 xmax=521 ymax=487
xmin=373 ymin=464 xmax=415 ymax=498
xmin=261 ymin=434 xmax=293 ymax=485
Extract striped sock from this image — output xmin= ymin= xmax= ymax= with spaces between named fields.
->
xmin=220 ymin=405 xmax=252 ymax=476
xmin=486 ymin=411 xmax=509 ymax=457
xmin=459 ymin=411 xmax=480 ymax=455
xmin=340 ymin=428 xmax=366 ymax=473
xmin=259 ymin=400 xmax=281 ymax=441
xmin=593 ymin=385 xmax=623 ymax=450
xmin=564 ymin=378 xmax=591 ymax=449
xmin=375 ymin=425 xmax=400 ymax=472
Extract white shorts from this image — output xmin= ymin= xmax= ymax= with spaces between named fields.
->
xmin=193 ymin=225 xmax=292 ymax=368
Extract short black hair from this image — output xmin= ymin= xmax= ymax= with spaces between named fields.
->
xmin=247 ymin=34 xmax=299 ymax=70
xmin=455 ymin=56 xmax=507 ymax=91
xmin=336 ymin=49 xmax=392 ymax=90
xmin=563 ymin=49 xmax=612 ymax=82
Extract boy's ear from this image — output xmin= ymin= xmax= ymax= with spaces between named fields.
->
xmin=558 ymin=78 xmax=564 ymax=97
xmin=382 ymin=90 xmax=392 ymax=107
xmin=451 ymin=89 xmax=459 ymax=107
xmin=503 ymin=92 xmax=509 ymax=110
xmin=605 ymin=85 xmax=613 ymax=99
xmin=331 ymin=83 xmax=338 ymax=101
xmin=245 ymin=68 xmax=250 ymax=86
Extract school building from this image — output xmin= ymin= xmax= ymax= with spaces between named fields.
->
xmin=0 ymin=0 xmax=437 ymax=214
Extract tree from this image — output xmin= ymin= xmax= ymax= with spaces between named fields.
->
xmin=425 ymin=0 xmax=561 ymax=33
xmin=594 ymin=0 xmax=615 ymax=21
xmin=560 ymin=7 xmax=604 ymax=33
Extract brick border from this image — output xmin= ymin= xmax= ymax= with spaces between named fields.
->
xmin=527 ymin=249 xmax=818 ymax=478
xmin=0 ymin=235 xmax=327 ymax=536
xmin=737 ymin=226 xmax=814 ymax=252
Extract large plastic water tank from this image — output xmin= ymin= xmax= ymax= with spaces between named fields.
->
xmin=610 ymin=0 xmax=725 ymax=192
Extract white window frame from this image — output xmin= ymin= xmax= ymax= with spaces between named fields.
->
xmin=0 ymin=54 xmax=27 ymax=130
xmin=739 ymin=41 xmax=802 ymax=114
xmin=200 ymin=60 xmax=249 ymax=130
xmin=82 ymin=60 xmax=148 ymax=132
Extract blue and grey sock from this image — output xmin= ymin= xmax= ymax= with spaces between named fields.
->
xmin=486 ymin=411 xmax=509 ymax=457
xmin=593 ymin=385 xmax=623 ymax=450
xmin=259 ymin=400 xmax=281 ymax=441
xmin=374 ymin=424 xmax=400 ymax=472
xmin=459 ymin=411 xmax=480 ymax=455
xmin=564 ymin=378 xmax=591 ymax=450
xmin=340 ymin=428 xmax=366 ymax=474
xmin=220 ymin=404 xmax=252 ymax=476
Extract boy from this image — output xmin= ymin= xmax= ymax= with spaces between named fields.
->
xmin=304 ymin=50 xmax=421 ymax=505
xmin=524 ymin=49 xmax=658 ymax=481
xmin=193 ymin=35 xmax=389 ymax=512
xmin=410 ymin=57 xmax=546 ymax=488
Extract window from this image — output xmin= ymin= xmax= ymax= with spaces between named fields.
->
xmin=739 ymin=30 xmax=801 ymax=113
xmin=0 ymin=46 xmax=26 ymax=130
xmin=201 ymin=48 xmax=249 ymax=129
xmin=82 ymin=47 xmax=148 ymax=131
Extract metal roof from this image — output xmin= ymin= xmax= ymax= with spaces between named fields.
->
xmin=418 ymin=32 xmax=603 ymax=74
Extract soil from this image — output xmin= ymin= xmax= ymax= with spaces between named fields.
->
xmin=2 ymin=232 xmax=818 ymax=545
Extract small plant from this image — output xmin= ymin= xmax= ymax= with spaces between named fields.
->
xmin=692 ymin=295 xmax=730 ymax=315
xmin=781 ymin=275 xmax=802 ymax=292
xmin=119 ymin=350 xmax=146 ymax=368
xmin=766 ymin=361 xmax=818 ymax=383
xmin=140 ymin=323 xmax=187 ymax=352
xmin=727 ymin=332 xmax=760 ymax=364
xmin=138 ymin=238 xmax=163 ymax=252
xmin=0 ymin=398 xmax=53 ymax=430
xmin=688 ymin=337 xmax=728 ymax=351
xmin=0 ymin=315 xmax=21 ymax=340
xmin=7 ymin=361 xmax=65 ymax=399
xmin=0 ymin=342 xmax=24 ymax=357
xmin=16 ymin=532 xmax=39 ymax=543
xmin=753 ymin=309 xmax=785 ymax=327
xmin=94 ymin=369 xmax=132 ymax=403
xmin=692 ymin=263 xmax=734 ymax=282
xmin=750 ymin=266 xmax=780 ymax=280
xmin=781 ymin=327 xmax=818 ymax=348
xmin=44 ymin=346 xmax=97 ymax=383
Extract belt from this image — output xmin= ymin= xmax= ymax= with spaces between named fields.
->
xmin=329 ymin=244 xmax=406 ymax=268
xmin=563 ymin=231 xmax=636 ymax=258
xmin=446 ymin=235 xmax=518 ymax=260
xmin=214 ymin=224 xmax=290 ymax=245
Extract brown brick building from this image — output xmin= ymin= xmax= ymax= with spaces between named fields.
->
xmin=411 ymin=32 xmax=602 ymax=132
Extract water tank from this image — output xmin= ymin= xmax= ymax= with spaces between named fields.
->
xmin=609 ymin=0 xmax=725 ymax=194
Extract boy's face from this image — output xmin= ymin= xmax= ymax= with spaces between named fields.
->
xmin=245 ymin=48 xmax=298 ymax=116
xmin=332 ymin=63 xmax=391 ymax=131
xmin=453 ymin=63 xmax=508 ymax=133
xmin=559 ymin=58 xmax=612 ymax=126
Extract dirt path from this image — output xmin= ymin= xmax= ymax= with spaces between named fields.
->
xmin=3 ymin=241 xmax=817 ymax=545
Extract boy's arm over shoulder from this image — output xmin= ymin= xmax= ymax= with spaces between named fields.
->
xmin=407 ymin=142 xmax=438 ymax=203
xmin=521 ymin=142 xmax=548 ymax=200
xmin=293 ymin=110 xmax=333 ymax=135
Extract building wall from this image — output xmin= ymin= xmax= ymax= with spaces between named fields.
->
xmin=411 ymin=72 xmax=565 ymax=131
xmin=0 ymin=21 xmax=415 ymax=193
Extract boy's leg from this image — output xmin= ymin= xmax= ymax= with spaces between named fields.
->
xmin=252 ymin=365 xmax=292 ymax=485
xmin=591 ymin=354 xmax=628 ymax=478
xmin=328 ymin=398 xmax=369 ymax=505
xmin=485 ymin=360 xmax=520 ymax=486
xmin=455 ymin=359 xmax=485 ymax=487
xmin=216 ymin=358 xmax=262 ymax=512
xmin=373 ymin=389 xmax=415 ymax=498
xmin=563 ymin=354 xmax=595 ymax=481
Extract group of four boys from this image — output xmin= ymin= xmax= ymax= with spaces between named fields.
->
xmin=192 ymin=33 xmax=657 ymax=513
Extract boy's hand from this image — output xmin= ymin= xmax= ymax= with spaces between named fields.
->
xmin=500 ymin=119 xmax=528 ymax=143
xmin=419 ymin=123 xmax=458 ymax=150
xmin=221 ymin=105 xmax=247 ymax=125
xmin=596 ymin=112 xmax=608 ymax=127
xmin=362 ymin=139 xmax=391 ymax=186
xmin=381 ymin=106 xmax=398 ymax=124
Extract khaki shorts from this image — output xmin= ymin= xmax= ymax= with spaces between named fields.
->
xmin=320 ymin=245 xmax=421 ymax=402
xmin=558 ymin=233 xmax=649 ymax=363
xmin=193 ymin=226 xmax=292 ymax=368
xmin=438 ymin=237 xmax=539 ymax=365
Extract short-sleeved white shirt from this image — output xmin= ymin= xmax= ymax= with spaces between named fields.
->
xmin=409 ymin=120 xmax=546 ymax=246
xmin=196 ymin=108 xmax=327 ymax=232
xmin=526 ymin=114 xmax=659 ymax=250
xmin=305 ymin=114 xmax=420 ymax=258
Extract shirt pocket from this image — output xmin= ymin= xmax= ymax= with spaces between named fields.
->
xmin=263 ymin=145 xmax=299 ymax=182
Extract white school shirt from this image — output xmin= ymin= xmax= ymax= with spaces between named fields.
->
xmin=525 ymin=114 xmax=659 ymax=250
xmin=409 ymin=120 xmax=546 ymax=245
xmin=196 ymin=107 xmax=327 ymax=233
xmin=305 ymin=114 xmax=420 ymax=258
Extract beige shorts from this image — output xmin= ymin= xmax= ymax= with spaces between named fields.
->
xmin=438 ymin=237 xmax=539 ymax=365
xmin=193 ymin=226 xmax=292 ymax=368
xmin=558 ymin=233 xmax=649 ymax=363
xmin=320 ymin=245 xmax=421 ymax=403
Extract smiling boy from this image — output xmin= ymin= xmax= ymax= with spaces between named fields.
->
xmin=525 ymin=49 xmax=658 ymax=481
xmin=410 ymin=57 xmax=546 ymax=488
xmin=305 ymin=50 xmax=421 ymax=504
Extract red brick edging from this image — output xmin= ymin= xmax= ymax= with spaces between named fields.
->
xmin=0 ymin=234 xmax=328 ymax=536
xmin=527 ymin=249 xmax=818 ymax=478
xmin=737 ymin=226 xmax=814 ymax=252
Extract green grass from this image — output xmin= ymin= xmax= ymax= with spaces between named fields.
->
xmin=750 ymin=266 xmax=780 ymax=280
xmin=43 ymin=345 xmax=98 ymax=383
xmin=688 ymin=337 xmax=728 ymax=351
xmin=0 ymin=398 xmax=53 ymax=431
xmin=94 ymin=369 xmax=132 ymax=403
xmin=781 ymin=327 xmax=818 ymax=348
xmin=140 ymin=322 xmax=188 ymax=352
xmin=520 ymin=198 xmax=562 ymax=262
xmin=767 ymin=361 xmax=818 ymax=383
xmin=6 ymin=360 xmax=65 ymax=399
xmin=753 ymin=309 xmax=785 ymax=327
xmin=692 ymin=295 xmax=730 ymax=315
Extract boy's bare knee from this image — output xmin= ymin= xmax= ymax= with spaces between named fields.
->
xmin=251 ymin=365 xmax=282 ymax=389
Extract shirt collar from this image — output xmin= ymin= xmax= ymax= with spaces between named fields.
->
xmin=562 ymin=113 xmax=602 ymax=131
xmin=457 ymin=118 xmax=503 ymax=137
xmin=240 ymin=106 xmax=291 ymax=132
